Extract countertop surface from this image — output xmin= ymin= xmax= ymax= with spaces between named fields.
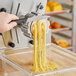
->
xmin=0 ymin=60 xmax=4 ymax=76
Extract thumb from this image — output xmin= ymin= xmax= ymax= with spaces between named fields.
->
xmin=8 ymin=22 xmax=17 ymax=29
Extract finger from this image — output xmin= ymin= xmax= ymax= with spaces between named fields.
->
xmin=9 ymin=14 xmax=19 ymax=20
xmin=8 ymin=22 xmax=17 ymax=29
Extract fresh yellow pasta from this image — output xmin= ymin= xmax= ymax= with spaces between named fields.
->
xmin=32 ymin=20 xmax=58 ymax=73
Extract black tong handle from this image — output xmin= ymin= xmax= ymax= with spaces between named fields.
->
xmin=11 ymin=18 xmax=26 ymax=24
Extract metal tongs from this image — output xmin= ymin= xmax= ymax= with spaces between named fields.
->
xmin=11 ymin=12 xmax=50 ymax=38
xmin=11 ymin=12 xmax=49 ymax=25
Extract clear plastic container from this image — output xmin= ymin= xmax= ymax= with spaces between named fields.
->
xmin=0 ymin=44 xmax=76 ymax=76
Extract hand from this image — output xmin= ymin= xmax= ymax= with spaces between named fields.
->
xmin=0 ymin=12 xmax=19 ymax=33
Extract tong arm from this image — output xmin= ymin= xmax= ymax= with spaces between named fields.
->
xmin=11 ymin=18 xmax=26 ymax=24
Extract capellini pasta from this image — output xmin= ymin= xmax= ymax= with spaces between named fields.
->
xmin=32 ymin=20 xmax=58 ymax=73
